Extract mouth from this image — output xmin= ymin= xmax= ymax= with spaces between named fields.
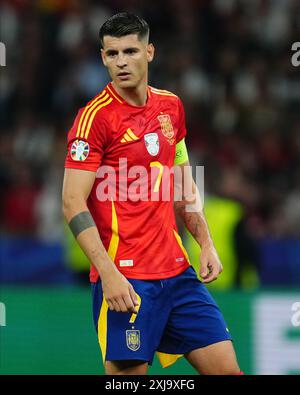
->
xmin=117 ymin=72 xmax=131 ymax=80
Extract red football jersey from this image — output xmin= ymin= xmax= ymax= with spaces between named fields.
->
xmin=65 ymin=82 xmax=190 ymax=282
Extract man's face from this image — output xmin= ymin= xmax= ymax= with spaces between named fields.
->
xmin=101 ymin=34 xmax=154 ymax=89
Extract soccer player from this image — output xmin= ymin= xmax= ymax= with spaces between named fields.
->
xmin=62 ymin=12 xmax=242 ymax=375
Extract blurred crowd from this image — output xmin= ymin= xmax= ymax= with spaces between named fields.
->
xmin=0 ymin=0 xmax=300 ymax=247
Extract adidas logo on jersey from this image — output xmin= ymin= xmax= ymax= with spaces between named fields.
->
xmin=121 ymin=128 xmax=139 ymax=143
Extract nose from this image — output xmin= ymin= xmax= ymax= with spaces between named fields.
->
xmin=116 ymin=53 xmax=127 ymax=68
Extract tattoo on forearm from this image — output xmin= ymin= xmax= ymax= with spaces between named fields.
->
xmin=69 ymin=211 xmax=96 ymax=238
xmin=185 ymin=212 xmax=202 ymax=239
xmin=175 ymin=202 xmax=210 ymax=245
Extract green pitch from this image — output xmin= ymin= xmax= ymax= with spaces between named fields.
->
xmin=0 ymin=286 xmax=251 ymax=374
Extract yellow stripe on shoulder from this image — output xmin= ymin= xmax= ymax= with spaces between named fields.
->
xmin=84 ymin=97 xmax=113 ymax=139
xmin=150 ymin=91 xmax=177 ymax=97
xmin=76 ymin=90 xmax=107 ymax=138
xmin=150 ymin=87 xmax=174 ymax=94
xmin=150 ymin=87 xmax=177 ymax=97
xmin=79 ymin=93 xmax=110 ymax=138
xmin=107 ymin=85 xmax=123 ymax=104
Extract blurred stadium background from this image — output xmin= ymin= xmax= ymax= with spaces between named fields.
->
xmin=1 ymin=0 xmax=300 ymax=375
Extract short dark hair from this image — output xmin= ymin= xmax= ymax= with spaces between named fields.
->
xmin=99 ymin=12 xmax=150 ymax=48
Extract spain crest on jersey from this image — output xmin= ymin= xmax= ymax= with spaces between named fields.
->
xmin=126 ymin=330 xmax=141 ymax=351
xmin=157 ymin=114 xmax=174 ymax=139
xmin=144 ymin=133 xmax=159 ymax=156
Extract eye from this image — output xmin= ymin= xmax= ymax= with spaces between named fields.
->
xmin=125 ymin=48 xmax=138 ymax=55
xmin=107 ymin=51 xmax=117 ymax=57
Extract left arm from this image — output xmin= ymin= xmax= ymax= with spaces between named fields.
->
xmin=174 ymin=160 xmax=223 ymax=283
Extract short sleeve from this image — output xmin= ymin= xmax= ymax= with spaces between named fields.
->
xmin=176 ymin=98 xmax=187 ymax=143
xmin=64 ymin=108 xmax=109 ymax=172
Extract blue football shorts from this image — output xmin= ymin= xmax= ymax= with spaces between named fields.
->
xmin=91 ymin=266 xmax=232 ymax=367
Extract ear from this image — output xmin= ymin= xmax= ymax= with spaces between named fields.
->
xmin=147 ymin=43 xmax=155 ymax=63
xmin=101 ymin=48 xmax=107 ymax=67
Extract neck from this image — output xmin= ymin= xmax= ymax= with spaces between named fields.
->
xmin=112 ymin=79 xmax=148 ymax=107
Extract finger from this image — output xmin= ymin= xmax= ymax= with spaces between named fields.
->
xmin=201 ymin=270 xmax=210 ymax=279
xmin=111 ymin=299 xmax=121 ymax=312
xmin=129 ymin=286 xmax=139 ymax=307
xmin=123 ymin=294 xmax=137 ymax=313
xmin=117 ymin=297 xmax=129 ymax=313
xmin=202 ymin=267 xmax=219 ymax=283
xmin=106 ymin=299 xmax=115 ymax=311
xmin=200 ymin=258 xmax=209 ymax=278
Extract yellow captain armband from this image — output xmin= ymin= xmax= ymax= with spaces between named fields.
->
xmin=174 ymin=138 xmax=189 ymax=166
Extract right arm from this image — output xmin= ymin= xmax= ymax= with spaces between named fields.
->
xmin=62 ymin=168 xmax=139 ymax=313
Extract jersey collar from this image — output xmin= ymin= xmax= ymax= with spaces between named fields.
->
xmin=107 ymin=82 xmax=151 ymax=108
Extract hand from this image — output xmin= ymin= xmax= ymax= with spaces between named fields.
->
xmin=199 ymin=243 xmax=223 ymax=283
xmin=101 ymin=269 xmax=139 ymax=313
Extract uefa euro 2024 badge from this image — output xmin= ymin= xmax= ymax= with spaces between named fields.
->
xmin=71 ymin=139 xmax=90 ymax=161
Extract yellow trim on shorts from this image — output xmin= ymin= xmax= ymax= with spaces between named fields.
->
xmin=97 ymin=199 xmax=119 ymax=363
xmin=129 ymin=293 xmax=142 ymax=324
xmin=156 ymin=352 xmax=183 ymax=368
xmin=98 ymin=298 xmax=109 ymax=363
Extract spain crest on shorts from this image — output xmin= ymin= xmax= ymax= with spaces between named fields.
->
xmin=157 ymin=113 xmax=175 ymax=143
xmin=144 ymin=133 xmax=159 ymax=156
xmin=126 ymin=330 xmax=140 ymax=351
